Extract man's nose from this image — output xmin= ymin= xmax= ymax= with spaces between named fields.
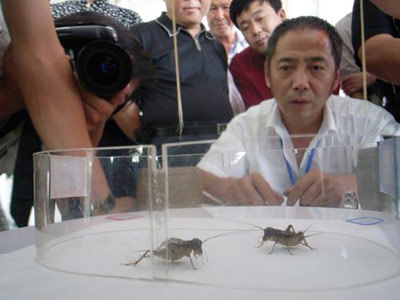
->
xmin=293 ymin=70 xmax=310 ymax=90
xmin=250 ymin=22 xmax=262 ymax=36
xmin=216 ymin=7 xmax=224 ymax=19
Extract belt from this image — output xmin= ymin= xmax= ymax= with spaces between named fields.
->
xmin=139 ymin=122 xmax=228 ymax=140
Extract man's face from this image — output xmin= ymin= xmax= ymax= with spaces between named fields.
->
xmin=165 ymin=0 xmax=211 ymax=29
xmin=207 ymin=0 xmax=233 ymax=39
xmin=265 ymin=29 xmax=339 ymax=130
xmin=236 ymin=1 xmax=285 ymax=55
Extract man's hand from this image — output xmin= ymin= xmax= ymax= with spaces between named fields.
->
xmin=341 ymin=72 xmax=375 ymax=99
xmin=201 ymin=170 xmax=283 ymax=206
xmin=285 ymin=169 xmax=357 ymax=207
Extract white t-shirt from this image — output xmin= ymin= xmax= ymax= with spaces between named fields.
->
xmin=335 ymin=12 xmax=360 ymax=79
xmin=198 ymin=95 xmax=400 ymax=195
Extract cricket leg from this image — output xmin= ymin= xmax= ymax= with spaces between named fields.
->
xmin=286 ymin=225 xmax=295 ymax=233
xmin=189 ymin=255 xmax=197 ymax=270
xmin=301 ymin=238 xmax=314 ymax=250
xmin=256 ymin=236 xmax=265 ymax=248
xmin=124 ymin=250 xmax=150 ymax=266
xmin=268 ymin=241 xmax=278 ymax=254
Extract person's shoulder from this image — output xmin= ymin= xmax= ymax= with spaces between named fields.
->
xmin=130 ymin=18 xmax=160 ymax=40
xmin=335 ymin=12 xmax=352 ymax=28
xmin=230 ymin=46 xmax=254 ymax=72
xmin=114 ymin=5 xmax=141 ymax=17
xmin=236 ymin=99 xmax=275 ymax=119
xmin=131 ymin=18 xmax=158 ymax=30
xmin=328 ymin=94 xmax=393 ymax=118
xmin=231 ymin=46 xmax=253 ymax=63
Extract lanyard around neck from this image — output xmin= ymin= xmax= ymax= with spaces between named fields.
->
xmin=280 ymin=138 xmax=320 ymax=185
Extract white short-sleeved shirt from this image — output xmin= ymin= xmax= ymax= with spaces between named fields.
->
xmin=228 ymin=31 xmax=248 ymax=116
xmin=198 ymin=95 xmax=400 ymax=195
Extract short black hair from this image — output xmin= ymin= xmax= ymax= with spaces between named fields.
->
xmin=229 ymin=0 xmax=283 ymax=29
xmin=265 ymin=16 xmax=343 ymax=71
xmin=54 ymin=11 xmax=157 ymax=86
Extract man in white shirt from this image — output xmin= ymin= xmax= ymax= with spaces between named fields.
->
xmin=198 ymin=16 xmax=400 ymax=208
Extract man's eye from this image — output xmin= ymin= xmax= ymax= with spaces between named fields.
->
xmin=310 ymin=65 xmax=323 ymax=71
xmin=280 ymin=66 xmax=292 ymax=71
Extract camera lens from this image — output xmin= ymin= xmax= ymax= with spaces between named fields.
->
xmin=89 ymin=54 xmax=120 ymax=84
xmin=76 ymin=40 xmax=133 ymax=98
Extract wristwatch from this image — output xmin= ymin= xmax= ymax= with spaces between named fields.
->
xmin=343 ymin=191 xmax=358 ymax=209
xmin=94 ymin=193 xmax=116 ymax=214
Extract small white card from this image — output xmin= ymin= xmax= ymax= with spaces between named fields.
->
xmin=50 ymin=155 xmax=88 ymax=199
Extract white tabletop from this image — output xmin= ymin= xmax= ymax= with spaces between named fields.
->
xmin=1 ymin=206 xmax=400 ymax=300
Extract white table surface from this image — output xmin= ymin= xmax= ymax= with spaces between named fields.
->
xmin=1 ymin=206 xmax=400 ymax=300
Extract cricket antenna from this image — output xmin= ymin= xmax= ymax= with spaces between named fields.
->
xmin=223 ymin=218 xmax=265 ymax=232
xmin=202 ymin=229 xmax=252 ymax=243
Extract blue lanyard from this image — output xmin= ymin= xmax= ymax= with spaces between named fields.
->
xmin=280 ymin=138 xmax=320 ymax=185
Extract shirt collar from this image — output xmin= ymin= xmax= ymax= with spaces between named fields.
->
xmin=155 ymin=12 xmax=214 ymax=40
xmin=318 ymin=96 xmax=338 ymax=134
xmin=263 ymin=101 xmax=286 ymax=137
xmin=229 ymin=30 xmax=247 ymax=55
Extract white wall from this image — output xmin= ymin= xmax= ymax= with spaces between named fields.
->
xmin=283 ymin=0 xmax=354 ymax=26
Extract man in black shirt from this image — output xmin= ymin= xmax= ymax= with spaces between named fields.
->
xmin=128 ymin=0 xmax=233 ymax=150
xmin=352 ymin=0 xmax=400 ymax=121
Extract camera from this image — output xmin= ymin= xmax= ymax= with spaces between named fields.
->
xmin=56 ymin=25 xmax=133 ymax=98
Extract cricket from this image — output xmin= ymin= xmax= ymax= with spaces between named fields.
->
xmin=124 ymin=231 xmax=241 ymax=270
xmin=232 ymin=220 xmax=316 ymax=255
xmin=258 ymin=224 xmax=314 ymax=254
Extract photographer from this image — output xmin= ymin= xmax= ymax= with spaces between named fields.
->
xmin=1 ymin=1 xmax=156 ymax=226
xmin=54 ymin=11 xmax=157 ymax=147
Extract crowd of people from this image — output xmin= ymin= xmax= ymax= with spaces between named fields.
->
xmin=0 ymin=0 xmax=399 ymax=230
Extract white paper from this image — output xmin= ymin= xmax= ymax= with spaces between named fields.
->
xmin=50 ymin=155 xmax=88 ymax=198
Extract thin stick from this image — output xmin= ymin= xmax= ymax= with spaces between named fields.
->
xmin=171 ymin=0 xmax=184 ymax=139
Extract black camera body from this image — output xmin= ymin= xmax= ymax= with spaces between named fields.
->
xmin=56 ymin=25 xmax=133 ymax=98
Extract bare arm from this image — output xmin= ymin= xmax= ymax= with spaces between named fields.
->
xmin=2 ymin=0 xmax=135 ymax=212
xmin=358 ymin=34 xmax=400 ymax=85
xmin=2 ymin=0 xmax=92 ymax=149
xmin=0 ymin=46 xmax=24 ymax=120
xmin=370 ymin=0 xmax=400 ymax=18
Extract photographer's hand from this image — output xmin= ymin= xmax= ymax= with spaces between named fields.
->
xmin=79 ymin=79 xmax=138 ymax=146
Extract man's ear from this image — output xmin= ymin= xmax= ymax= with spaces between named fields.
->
xmin=278 ymin=8 xmax=286 ymax=21
xmin=332 ymin=69 xmax=340 ymax=92
xmin=264 ymin=61 xmax=271 ymax=88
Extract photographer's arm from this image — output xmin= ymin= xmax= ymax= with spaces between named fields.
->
xmin=0 ymin=46 xmax=24 ymax=120
xmin=2 ymin=0 xmax=92 ymax=149
xmin=2 ymin=0 xmax=119 ymax=212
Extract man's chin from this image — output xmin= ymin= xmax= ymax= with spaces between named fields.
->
xmin=252 ymin=44 xmax=268 ymax=56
